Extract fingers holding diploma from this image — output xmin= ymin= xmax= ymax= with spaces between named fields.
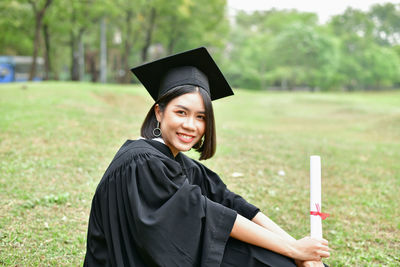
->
xmin=291 ymin=236 xmax=331 ymax=261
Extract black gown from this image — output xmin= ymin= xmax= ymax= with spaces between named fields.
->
xmin=84 ymin=139 xmax=296 ymax=266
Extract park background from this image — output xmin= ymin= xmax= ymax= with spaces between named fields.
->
xmin=1 ymin=0 xmax=399 ymax=265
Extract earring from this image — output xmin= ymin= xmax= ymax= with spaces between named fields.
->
xmin=153 ymin=121 xmax=162 ymax=137
xmin=199 ymin=136 xmax=204 ymax=147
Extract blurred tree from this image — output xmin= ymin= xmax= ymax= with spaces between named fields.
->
xmin=117 ymin=0 xmax=228 ymax=81
xmin=149 ymin=0 xmax=228 ymax=55
xmin=67 ymin=0 xmax=110 ymax=81
xmin=141 ymin=6 xmax=157 ymax=62
xmin=361 ymin=44 xmax=400 ymax=89
xmin=40 ymin=0 xmax=73 ymax=80
xmin=170 ymin=0 xmax=228 ymax=52
xmin=329 ymin=7 xmax=375 ymax=40
xmin=27 ymin=0 xmax=53 ymax=81
xmin=370 ymin=3 xmax=400 ymax=46
xmin=1 ymin=0 xmax=228 ymax=83
xmin=224 ymin=10 xmax=332 ymax=90
xmin=112 ymin=0 xmax=146 ymax=83
xmin=329 ymin=7 xmax=400 ymax=90
xmin=41 ymin=0 xmax=116 ymax=81
xmin=2 ymin=0 xmax=399 ymax=90
xmin=235 ymin=9 xmax=317 ymax=35
xmin=156 ymin=0 xmax=195 ymax=54
xmin=119 ymin=3 xmax=136 ymax=83
xmin=0 ymin=1 xmax=33 ymax=55
xmin=42 ymin=21 xmax=51 ymax=80
xmin=269 ymin=23 xmax=340 ymax=90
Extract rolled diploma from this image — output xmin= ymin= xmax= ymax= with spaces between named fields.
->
xmin=310 ymin=155 xmax=322 ymax=239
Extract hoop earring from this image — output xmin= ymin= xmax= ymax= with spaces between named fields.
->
xmin=199 ymin=136 xmax=204 ymax=147
xmin=153 ymin=121 xmax=162 ymax=137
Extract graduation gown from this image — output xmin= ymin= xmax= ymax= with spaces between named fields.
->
xmin=84 ymin=139 xmax=263 ymax=266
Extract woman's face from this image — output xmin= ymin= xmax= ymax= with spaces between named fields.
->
xmin=155 ymin=92 xmax=206 ymax=157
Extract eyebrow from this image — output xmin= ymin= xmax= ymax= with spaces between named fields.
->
xmin=174 ymin=105 xmax=205 ymax=114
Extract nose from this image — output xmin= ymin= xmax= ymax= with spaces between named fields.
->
xmin=182 ymin=116 xmax=196 ymax=131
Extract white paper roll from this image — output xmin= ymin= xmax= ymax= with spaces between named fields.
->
xmin=310 ymin=155 xmax=322 ymax=238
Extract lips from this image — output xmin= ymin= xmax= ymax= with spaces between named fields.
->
xmin=177 ymin=132 xmax=195 ymax=143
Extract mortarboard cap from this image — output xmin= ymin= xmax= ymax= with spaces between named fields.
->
xmin=130 ymin=47 xmax=234 ymax=101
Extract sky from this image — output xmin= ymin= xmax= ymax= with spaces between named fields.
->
xmin=227 ymin=0 xmax=400 ymax=24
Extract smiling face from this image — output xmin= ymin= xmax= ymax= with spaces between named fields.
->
xmin=155 ymin=91 xmax=206 ymax=157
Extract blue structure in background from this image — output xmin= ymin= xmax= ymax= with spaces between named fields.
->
xmin=0 ymin=62 xmax=14 ymax=82
xmin=0 ymin=56 xmax=43 ymax=83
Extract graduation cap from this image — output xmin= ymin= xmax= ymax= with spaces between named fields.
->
xmin=130 ymin=47 xmax=234 ymax=101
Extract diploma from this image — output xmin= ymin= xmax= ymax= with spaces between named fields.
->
xmin=310 ymin=155 xmax=329 ymax=239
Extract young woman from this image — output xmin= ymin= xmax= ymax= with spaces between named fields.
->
xmin=84 ymin=47 xmax=330 ymax=267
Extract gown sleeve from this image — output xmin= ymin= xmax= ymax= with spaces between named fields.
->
xmin=85 ymin=152 xmax=237 ymax=267
xmin=192 ymin=162 xmax=260 ymax=220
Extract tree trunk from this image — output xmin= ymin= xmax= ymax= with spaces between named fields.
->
xmin=259 ymin=60 xmax=266 ymax=90
xmin=167 ymin=27 xmax=179 ymax=55
xmin=167 ymin=17 xmax=178 ymax=55
xmin=42 ymin=23 xmax=51 ymax=80
xmin=28 ymin=0 xmax=53 ymax=81
xmin=86 ymin=51 xmax=98 ymax=82
xmin=70 ymin=28 xmax=85 ymax=81
xmin=79 ymin=36 xmax=85 ymax=81
xmin=141 ymin=8 xmax=157 ymax=63
xmin=281 ymin=79 xmax=287 ymax=90
xmin=121 ymin=10 xmax=133 ymax=83
xmin=100 ymin=18 xmax=107 ymax=83
xmin=167 ymin=38 xmax=176 ymax=55
xmin=70 ymin=30 xmax=79 ymax=81
xmin=29 ymin=13 xmax=42 ymax=80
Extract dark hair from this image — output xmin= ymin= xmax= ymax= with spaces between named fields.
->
xmin=141 ymin=85 xmax=216 ymax=160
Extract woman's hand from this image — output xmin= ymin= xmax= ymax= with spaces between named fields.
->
xmin=290 ymin=236 xmax=330 ymax=261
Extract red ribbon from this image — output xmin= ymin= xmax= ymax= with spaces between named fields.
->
xmin=310 ymin=203 xmax=330 ymax=220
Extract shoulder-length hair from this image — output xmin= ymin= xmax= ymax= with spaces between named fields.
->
xmin=141 ymin=85 xmax=216 ymax=160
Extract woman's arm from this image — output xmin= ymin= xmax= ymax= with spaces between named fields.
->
xmin=230 ymin=214 xmax=330 ymax=261
xmin=252 ymin=211 xmax=296 ymax=242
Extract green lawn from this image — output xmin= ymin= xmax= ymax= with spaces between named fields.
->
xmin=1 ymin=82 xmax=399 ymax=266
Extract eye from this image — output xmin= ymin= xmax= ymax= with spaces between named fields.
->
xmin=176 ymin=110 xmax=186 ymax=115
xmin=197 ymin=115 xmax=205 ymax=120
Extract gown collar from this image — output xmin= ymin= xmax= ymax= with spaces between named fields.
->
xmin=140 ymin=137 xmax=176 ymax=160
xmin=139 ymin=138 xmax=188 ymax=176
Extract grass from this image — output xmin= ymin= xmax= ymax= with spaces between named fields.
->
xmin=0 ymin=81 xmax=399 ymax=266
